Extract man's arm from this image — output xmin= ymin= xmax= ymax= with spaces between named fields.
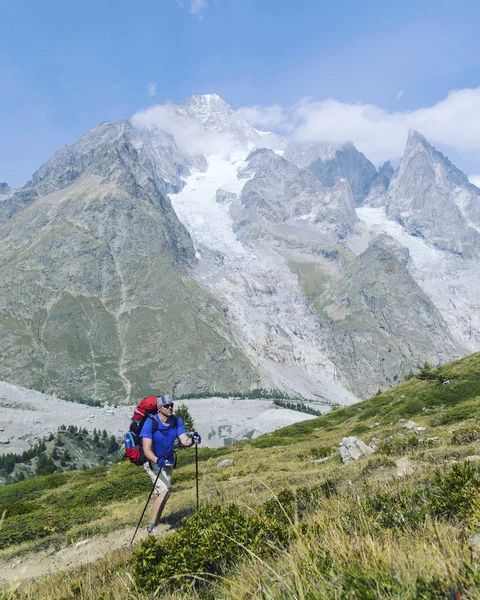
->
xmin=178 ymin=432 xmax=200 ymax=447
xmin=142 ymin=437 xmax=158 ymax=463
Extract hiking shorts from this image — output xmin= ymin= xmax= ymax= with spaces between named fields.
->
xmin=143 ymin=461 xmax=173 ymax=495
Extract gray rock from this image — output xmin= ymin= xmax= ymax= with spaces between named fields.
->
xmin=469 ymin=534 xmax=480 ymax=561
xmin=395 ymin=456 xmax=415 ymax=477
xmin=465 ymin=455 xmax=480 ymax=463
xmin=386 ymin=130 xmax=480 ymax=258
xmin=0 ymin=129 xmax=258 ymax=403
xmin=217 ymin=459 xmax=234 ymax=469
xmin=339 ymin=437 xmax=374 ymax=464
xmin=237 ymin=149 xmax=357 ymax=238
xmin=305 ymin=142 xmax=378 ymax=206
xmin=310 ymin=456 xmax=331 ymax=464
xmin=216 ymin=189 xmax=237 ymax=203
xmin=403 ymin=421 xmax=419 ymax=430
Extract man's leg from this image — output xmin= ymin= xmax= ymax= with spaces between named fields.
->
xmin=143 ymin=462 xmax=173 ymax=532
xmin=150 ymin=488 xmax=171 ymax=524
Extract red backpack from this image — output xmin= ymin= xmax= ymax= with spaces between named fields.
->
xmin=124 ymin=396 xmax=159 ymax=465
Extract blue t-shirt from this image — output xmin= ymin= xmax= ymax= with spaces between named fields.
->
xmin=139 ymin=415 xmax=185 ymax=460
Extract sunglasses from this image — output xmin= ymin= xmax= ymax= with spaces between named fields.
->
xmin=161 ymin=403 xmax=174 ymax=409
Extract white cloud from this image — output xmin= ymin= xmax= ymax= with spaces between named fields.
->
xmin=146 ymin=82 xmax=157 ymax=98
xmin=174 ymin=0 xmax=208 ymax=19
xmin=236 ymin=104 xmax=292 ymax=131
xmin=468 ymin=175 xmax=480 ymax=188
xmin=394 ymin=89 xmax=404 ymax=103
xmin=187 ymin=0 xmax=207 ymax=20
xmin=132 ymin=87 xmax=480 ymax=169
xmin=287 ymin=88 xmax=480 ymax=164
xmin=131 ymin=104 xmax=236 ymax=158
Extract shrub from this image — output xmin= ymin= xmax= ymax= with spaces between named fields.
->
xmin=350 ymin=462 xmax=480 ymax=533
xmin=360 ymin=488 xmax=428 ymax=530
xmin=297 ymin=446 xmax=332 ymax=461
xmin=428 ymin=461 xmax=480 ymax=521
xmin=433 ymin=403 xmax=480 ymax=426
xmin=132 ymin=504 xmax=290 ymax=594
xmin=451 ymin=426 xmax=480 ymax=446
xmin=131 ymin=482 xmax=334 ymax=594
xmin=377 ymin=435 xmax=420 ymax=456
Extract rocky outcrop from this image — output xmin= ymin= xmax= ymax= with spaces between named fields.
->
xmin=24 ymin=120 xmax=191 ymax=196
xmin=306 ymin=142 xmax=378 ymax=205
xmin=238 ymin=149 xmax=357 ymax=238
xmin=363 ymin=162 xmax=394 ymax=207
xmin=0 ymin=134 xmax=258 ymax=403
xmin=293 ymin=236 xmax=461 ymax=397
xmin=386 ymin=130 xmax=480 ymax=258
xmin=0 ymin=183 xmax=11 ymax=195
xmin=339 ymin=436 xmax=374 ymax=464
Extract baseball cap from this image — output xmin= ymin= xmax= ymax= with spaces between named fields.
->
xmin=157 ymin=395 xmax=172 ymax=408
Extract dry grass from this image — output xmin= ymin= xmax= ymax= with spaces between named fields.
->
xmin=2 ymin=354 xmax=480 ymax=598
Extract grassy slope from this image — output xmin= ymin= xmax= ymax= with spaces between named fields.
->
xmin=2 ymin=352 xmax=480 ymax=599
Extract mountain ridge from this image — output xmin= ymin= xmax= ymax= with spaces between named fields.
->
xmin=0 ymin=94 xmax=478 ymax=403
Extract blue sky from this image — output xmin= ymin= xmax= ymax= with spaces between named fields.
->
xmin=2 ymin=0 xmax=480 ymax=187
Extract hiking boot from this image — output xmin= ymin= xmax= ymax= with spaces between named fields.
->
xmin=147 ymin=524 xmax=159 ymax=535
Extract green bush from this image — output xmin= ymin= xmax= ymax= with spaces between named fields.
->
xmin=297 ymin=446 xmax=332 ymax=460
xmin=377 ymin=435 xmax=420 ymax=456
xmin=350 ymin=462 xmax=480 ymax=533
xmin=428 ymin=461 xmax=480 ymax=521
xmin=433 ymin=403 xmax=480 ymax=426
xmin=361 ymin=488 xmax=428 ymax=530
xmin=132 ymin=503 xmax=290 ymax=594
xmin=451 ymin=426 xmax=480 ymax=446
xmin=0 ymin=505 xmax=98 ymax=548
xmin=131 ymin=481 xmax=335 ymax=594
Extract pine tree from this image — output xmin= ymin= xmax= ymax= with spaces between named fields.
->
xmin=175 ymin=403 xmax=195 ymax=432
xmin=108 ymin=436 xmax=119 ymax=453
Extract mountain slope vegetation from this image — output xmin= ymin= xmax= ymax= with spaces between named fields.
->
xmin=1 ymin=352 xmax=479 ymax=598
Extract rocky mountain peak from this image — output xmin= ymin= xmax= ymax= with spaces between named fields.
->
xmin=404 ymin=129 xmax=430 ymax=157
xmin=0 ymin=182 xmax=11 ymax=195
xmin=386 ymin=131 xmax=480 ymax=257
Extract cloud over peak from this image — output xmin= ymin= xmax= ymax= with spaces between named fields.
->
xmin=236 ymin=88 xmax=480 ymax=166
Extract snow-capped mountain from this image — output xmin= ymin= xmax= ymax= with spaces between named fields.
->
xmin=385 ymin=131 xmax=480 ymax=258
xmin=0 ymin=94 xmax=478 ymax=405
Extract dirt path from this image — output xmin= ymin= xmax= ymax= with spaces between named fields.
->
xmin=0 ymin=524 xmax=170 ymax=585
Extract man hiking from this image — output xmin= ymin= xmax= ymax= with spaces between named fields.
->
xmin=140 ymin=394 xmax=201 ymax=535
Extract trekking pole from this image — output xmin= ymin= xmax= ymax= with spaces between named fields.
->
xmin=195 ymin=443 xmax=199 ymax=511
xmin=130 ymin=467 xmax=161 ymax=547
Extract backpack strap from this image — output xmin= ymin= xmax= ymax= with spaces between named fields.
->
xmin=148 ymin=414 xmax=159 ymax=435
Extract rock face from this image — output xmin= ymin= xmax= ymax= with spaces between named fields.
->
xmin=24 ymin=120 xmax=191 ymax=196
xmin=364 ymin=162 xmax=394 ymax=207
xmin=0 ymin=183 xmax=11 ymax=195
xmin=0 ymin=94 xmax=479 ymax=404
xmin=238 ymin=149 xmax=357 ymax=238
xmin=386 ymin=130 xmax=480 ymax=258
xmin=339 ymin=437 xmax=374 ymax=464
xmin=307 ymin=142 xmax=378 ymax=206
xmin=292 ymin=236 xmax=460 ymax=397
xmin=0 ymin=131 xmax=258 ymax=403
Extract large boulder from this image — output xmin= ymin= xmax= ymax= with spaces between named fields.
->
xmin=339 ymin=437 xmax=374 ymax=464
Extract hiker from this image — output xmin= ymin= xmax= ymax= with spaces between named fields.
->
xmin=140 ymin=394 xmax=201 ymax=535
